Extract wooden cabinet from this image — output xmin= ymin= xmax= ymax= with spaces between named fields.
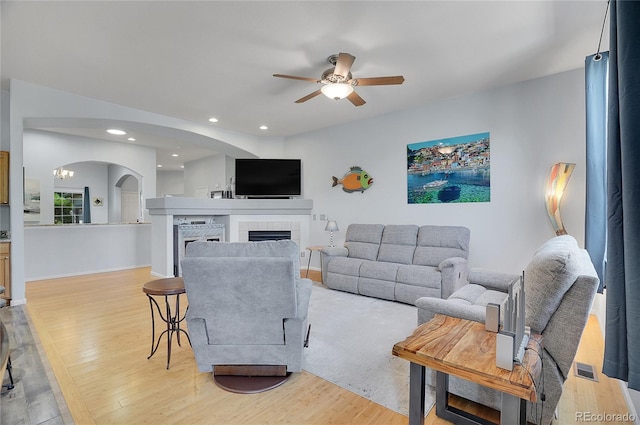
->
xmin=0 ymin=151 xmax=8 ymax=204
xmin=0 ymin=243 xmax=9 ymax=302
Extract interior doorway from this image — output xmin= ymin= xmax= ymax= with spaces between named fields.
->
xmin=117 ymin=174 xmax=141 ymax=223
xmin=121 ymin=191 xmax=139 ymax=223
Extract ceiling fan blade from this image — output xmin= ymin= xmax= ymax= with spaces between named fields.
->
xmin=295 ymin=89 xmax=323 ymax=103
xmin=273 ymin=74 xmax=320 ymax=83
xmin=347 ymin=91 xmax=366 ymax=107
xmin=333 ymin=53 xmax=356 ymax=80
xmin=353 ymin=76 xmax=405 ymax=86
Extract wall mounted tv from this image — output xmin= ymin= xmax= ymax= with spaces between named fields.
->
xmin=235 ymin=158 xmax=302 ymax=198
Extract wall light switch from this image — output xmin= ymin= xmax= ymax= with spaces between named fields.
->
xmin=320 ymin=214 xmax=327 ymax=221
xmin=313 ymin=214 xmax=317 ymax=220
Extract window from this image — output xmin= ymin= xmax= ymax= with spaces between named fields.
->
xmin=54 ymin=191 xmax=83 ymax=224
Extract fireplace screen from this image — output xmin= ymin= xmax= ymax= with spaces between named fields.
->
xmin=173 ymin=223 xmax=225 ymax=276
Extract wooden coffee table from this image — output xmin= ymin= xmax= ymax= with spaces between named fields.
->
xmin=142 ymin=277 xmax=191 ymax=369
xmin=392 ymin=314 xmax=542 ymax=425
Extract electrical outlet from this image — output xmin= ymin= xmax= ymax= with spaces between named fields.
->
xmin=300 ymin=251 xmax=305 ymax=258
xmin=320 ymin=214 xmax=327 ymax=221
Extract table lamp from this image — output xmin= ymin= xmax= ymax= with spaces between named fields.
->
xmin=544 ymin=162 xmax=575 ymax=236
xmin=325 ymin=220 xmax=339 ymax=247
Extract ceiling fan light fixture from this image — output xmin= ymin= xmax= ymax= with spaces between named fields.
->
xmin=321 ymin=83 xmax=354 ymax=100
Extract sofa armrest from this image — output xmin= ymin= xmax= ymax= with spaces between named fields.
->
xmin=415 ymin=297 xmax=487 ymax=325
xmin=321 ymin=246 xmax=348 ymax=257
xmin=438 ymin=257 xmax=469 ymax=299
xmin=468 ymin=268 xmax=520 ymax=292
xmin=321 ymin=246 xmax=349 ymax=283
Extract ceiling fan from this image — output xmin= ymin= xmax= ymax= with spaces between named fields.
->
xmin=273 ymin=52 xmax=405 ymax=107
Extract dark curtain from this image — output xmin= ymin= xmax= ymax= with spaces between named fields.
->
xmin=83 ymin=186 xmax=91 ymax=224
xmin=585 ymin=52 xmax=608 ymax=293
xmin=603 ymin=0 xmax=640 ymax=390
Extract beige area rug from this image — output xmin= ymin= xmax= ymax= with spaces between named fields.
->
xmin=303 ymin=282 xmax=435 ymax=416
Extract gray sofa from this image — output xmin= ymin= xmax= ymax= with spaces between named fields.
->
xmin=415 ymin=235 xmax=599 ymax=425
xmin=321 ymin=224 xmax=471 ymax=305
xmin=181 ymin=240 xmax=312 ymax=374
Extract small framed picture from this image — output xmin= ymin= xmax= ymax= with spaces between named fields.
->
xmin=93 ymin=197 xmax=104 ymax=206
xmin=211 ymin=190 xmax=223 ymax=199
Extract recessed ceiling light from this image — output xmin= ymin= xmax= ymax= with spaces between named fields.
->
xmin=181 ymin=165 xmax=185 ymax=169
xmin=208 ymin=117 xmax=219 ymax=123
xmin=107 ymin=129 xmax=126 ymax=135
xmin=128 ymin=137 xmax=136 ymax=141
xmin=259 ymin=125 xmax=268 ymax=130
xmin=172 ymin=154 xmax=179 ymax=157
xmin=157 ymin=164 xmax=163 ymax=168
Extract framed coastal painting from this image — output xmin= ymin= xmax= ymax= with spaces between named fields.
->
xmin=407 ymin=132 xmax=490 ymax=204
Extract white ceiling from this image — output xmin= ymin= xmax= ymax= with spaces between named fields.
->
xmin=1 ymin=1 xmax=609 ymax=169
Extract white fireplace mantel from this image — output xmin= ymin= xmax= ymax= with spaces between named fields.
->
xmin=146 ymin=197 xmax=313 ymax=277
xmin=146 ymin=197 xmax=313 ymax=216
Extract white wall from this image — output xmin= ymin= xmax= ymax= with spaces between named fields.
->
xmin=156 ymin=170 xmax=184 ymax=196
xmin=23 ymin=129 xmax=155 ymax=224
xmin=52 ymin=161 xmax=109 ymax=224
xmin=286 ymin=68 xmax=587 ymax=274
xmin=24 ymin=224 xmax=151 ymax=281
xmin=183 ymin=154 xmax=226 ymax=197
xmin=8 ymin=79 xmax=272 ymax=303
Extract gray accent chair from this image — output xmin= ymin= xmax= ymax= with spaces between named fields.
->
xmin=321 ymin=224 xmax=470 ymax=305
xmin=181 ymin=240 xmax=312 ymax=374
xmin=415 ymin=235 xmax=599 ymax=425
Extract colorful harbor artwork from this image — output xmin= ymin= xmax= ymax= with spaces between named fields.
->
xmin=407 ymin=132 xmax=490 ymax=204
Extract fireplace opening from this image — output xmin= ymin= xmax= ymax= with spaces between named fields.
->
xmin=248 ymin=230 xmax=292 ymax=242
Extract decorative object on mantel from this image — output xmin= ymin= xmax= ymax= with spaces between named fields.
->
xmin=324 ymin=220 xmax=339 ymax=247
xmin=53 ymin=167 xmax=74 ymax=179
xmin=332 ymin=166 xmax=373 ymax=193
xmin=407 ymin=132 xmax=491 ymax=204
xmin=223 ymin=177 xmax=233 ymax=199
xmin=545 ymin=162 xmax=575 ymax=235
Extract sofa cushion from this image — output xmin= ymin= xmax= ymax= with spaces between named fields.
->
xmin=360 ymin=260 xmax=401 ymax=281
xmin=327 ymin=256 xmax=365 ymax=276
xmin=344 ymin=224 xmax=384 ymax=261
xmin=395 ymin=283 xmax=441 ymax=305
xmin=396 ymin=264 xmax=441 ymax=289
xmin=448 ymin=284 xmax=508 ymax=307
xmin=377 ymin=224 xmax=419 ymax=265
xmin=413 ymin=225 xmax=470 ymax=266
xmin=525 ymin=235 xmax=582 ymax=333
xmin=359 ymin=259 xmax=401 ymax=300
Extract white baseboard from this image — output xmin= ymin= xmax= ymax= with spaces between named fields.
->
xmin=25 ymin=264 xmax=151 ymax=282
xmin=619 ymin=380 xmax=640 ymax=425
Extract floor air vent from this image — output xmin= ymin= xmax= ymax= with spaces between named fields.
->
xmin=574 ymin=362 xmax=598 ymax=382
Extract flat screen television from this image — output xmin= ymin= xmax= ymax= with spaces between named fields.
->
xmin=235 ymin=158 xmax=302 ymax=198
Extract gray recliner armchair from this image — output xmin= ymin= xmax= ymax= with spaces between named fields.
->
xmin=415 ymin=235 xmax=599 ymax=425
xmin=181 ymin=240 xmax=312 ymax=381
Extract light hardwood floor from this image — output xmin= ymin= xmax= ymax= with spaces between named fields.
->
xmin=24 ymin=268 xmax=629 ymax=425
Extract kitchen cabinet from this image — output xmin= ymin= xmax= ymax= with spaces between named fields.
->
xmin=0 ymin=243 xmax=9 ymax=302
xmin=0 ymin=151 xmax=8 ymax=204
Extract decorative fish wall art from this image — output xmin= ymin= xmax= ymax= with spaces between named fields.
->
xmin=332 ymin=166 xmax=373 ymax=193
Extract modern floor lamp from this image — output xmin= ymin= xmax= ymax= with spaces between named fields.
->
xmin=544 ymin=162 xmax=575 ymax=236
xmin=325 ymin=220 xmax=339 ymax=247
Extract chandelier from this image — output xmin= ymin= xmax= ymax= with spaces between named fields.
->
xmin=53 ymin=167 xmax=74 ymax=179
